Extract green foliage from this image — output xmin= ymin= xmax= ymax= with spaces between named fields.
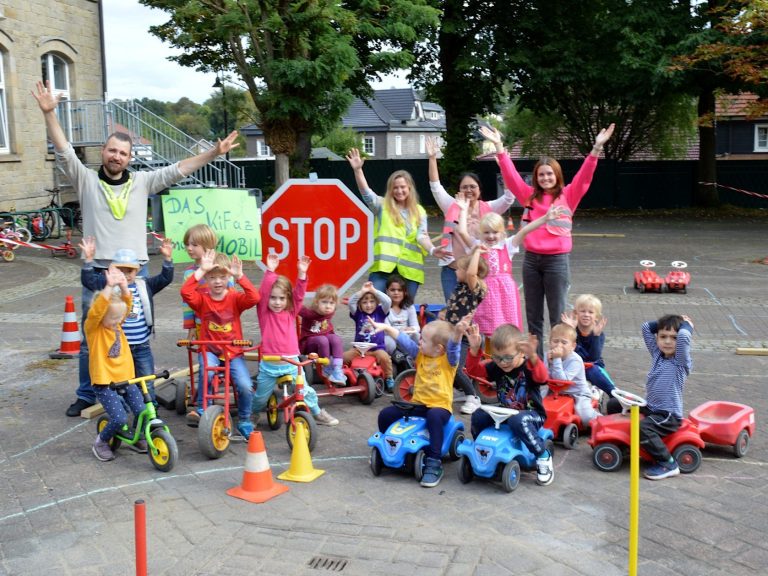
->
xmin=311 ymin=126 xmax=362 ymax=158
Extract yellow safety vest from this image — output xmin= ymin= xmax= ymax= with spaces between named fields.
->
xmin=370 ymin=205 xmax=426 ymax=284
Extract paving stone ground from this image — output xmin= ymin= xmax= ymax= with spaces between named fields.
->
xmin=0 ymin=214 xmax=767 ymax=575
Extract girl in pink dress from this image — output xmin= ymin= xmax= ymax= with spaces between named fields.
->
xmin=456 ymin=195 xmax=564 ymax=337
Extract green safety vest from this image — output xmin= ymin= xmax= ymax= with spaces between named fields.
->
xmin=370 ymin=205 xmax=426 ymax=284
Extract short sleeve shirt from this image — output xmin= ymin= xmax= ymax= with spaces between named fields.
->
xmin=444 ymin=281 xmax=486 ymax=325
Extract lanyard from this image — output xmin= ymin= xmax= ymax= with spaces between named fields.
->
xmin=98 ymin=177 xmax=133 ymax=220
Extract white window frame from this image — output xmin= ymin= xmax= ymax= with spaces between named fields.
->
xmin=395 ymin=135 xmax=402 ymax=156
xmin=755 ymin=125 xmax=768 ymax=152
xmin=257 ymin=139 xmax=272 ymax=158
xmin=419 ymin=134 xmax=426 ymax=154
xmin=0 ymin=52 xmax=9 ymax=154
xmin=41 ymin=53 xmax=72 ymax=141
xmin=363 ymin=136 xmax=375 ymax=156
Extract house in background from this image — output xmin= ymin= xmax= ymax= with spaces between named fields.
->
xmin=241 ymin=88 xmax=446 ymax=159
xmin=715 ymin=93 xmax=768 ymax=159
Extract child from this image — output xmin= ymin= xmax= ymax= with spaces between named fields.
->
xmin=465 ymin=323 xmax=554 ymax=486
xmin=455 ymin=194 xmax=565 ymax=335
xmin=80 ymin=238 xmax=174 ymax=409
xmin=299 ymin=284 xmax=346 ymax=384
xmin=372 ymin=315 xmax=471 ymax=487
xmin=608 ymin=314 xmax=694 ymax=481
xmin=441 ymin=244 xmax=489 ymax=414
xmin=253 ymin=254 xmax=338 ymax=426
xmin=343 ymin=281 xmax=395 ymax=392
xmin=561 ymin=294 xmax=616 ymax=400
xmin=384 ymin=274 xmax=420 ymax=359
xmin=88 ymin=266 xmax=144 ymax=462
xmin=180 ymin=250 xmax=260 ymax=439
xmin=547 ymin=323 xmax=599 ymax=428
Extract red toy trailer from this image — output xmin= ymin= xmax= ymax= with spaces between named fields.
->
xmin=688 ymin=401 xmax=755 ymax=458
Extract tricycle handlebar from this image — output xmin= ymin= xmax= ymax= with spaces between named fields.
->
xmin=176 ymin=339 xmax=253 ymax=348
xmin=261 ymin=353 xmax=330 ymax=366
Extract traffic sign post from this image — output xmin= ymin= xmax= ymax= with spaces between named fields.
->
xmin=259 ymin=179 xmax=373 ymax=295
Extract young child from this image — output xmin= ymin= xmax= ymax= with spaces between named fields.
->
xmin=608 ymin=314 xmax=694 ymax=481
xmin=455 ymin=194 xmax=564 ymax=335
xmin=465 ymin=323 xmax=554 ymax=486
xmin=253 ymin=254 xmax=338 ymax=426
xmin=372 ymin=315 xmax=471 ymax=487
xmin=384 ymin=274 xmax=420 ymax=357
xmin=561 ymin=294 xmax=616 ymax=400
xmin=80 ymin=238 xmax=174 ymax=409
xmin=299 ymin=284 xmax=346 ymax=384
xmin=180 ymin=250 xmax=260 ymax=439
xmin=547 ymin=323 xmax=600 ymax=428
xmin=343 ymin=281 xmax=394 ymax=392
xmin=441 ymin=244 xmax=489 ymax=414
xmin=88 ymin=266 xmax=144 ymax=462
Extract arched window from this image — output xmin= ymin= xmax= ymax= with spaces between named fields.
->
xmin=0 ymin=51 xmax=9 ymax=154
xmin=41 ymin=53 xmax=72 ymax=141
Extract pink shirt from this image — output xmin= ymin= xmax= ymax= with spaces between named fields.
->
xmin=257 ymin=270 xmax=307 ymax=356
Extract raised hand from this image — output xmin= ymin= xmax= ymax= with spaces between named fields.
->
xmin=230 ymin=254 xmax=243 ymax=279
xmin=454 ymin=314 xmax=474 ymax=341
xmin=105 ymin=264 xmax=126 ymax=288
xmin=455 ymin=192 xmax=469 ymax=211
xmin=346 ymin=148 xmax=364 ymax=170
xmin=159 ymin=238 xmax=173 ymax=261
xmin=518 ymin=333 xmax=539 ymax=360
xmin=560 ymin=310 xmax=577 ymax=328
xmin=426 ymin=136 xmax=440 ymax=159
xmin=479 ymin=126 xmax=504 ymax=152
xmin=297 ymin=255 xmax=311 ymax=275
xmin=681 ymin=314 xmax=694 ymax=330
xmin=200 ymin=249 xmax=216 ymax=272
xmin=361 ymin=281 xmax=374 ymax=293
xmin=216 ymin=130 xmax=240 ymax=155
xmin=32 ymin=80 xmax=62 ymax=113
xmin=78 ymin=236 xmax=96 ymax=261
xmin=266 ymin=252 xmax=279 ymax=272
xmin=594 ymin=123 xmax=615 ymax=149
xmin=466 ymin=322 xmax=482 ymax=352
xmin=594 ymin=316 xmax=608 ymax=336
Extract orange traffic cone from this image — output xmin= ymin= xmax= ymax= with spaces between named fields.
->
xmin=278 ymin=422 xmax=325 ymax=482
xmin=50 ymin=295 xmax=80 ymax=359
xmin=507 ymin=217 xmax=515 ymax=231
xmin=227 ymin=431 xmax=288 ymax=503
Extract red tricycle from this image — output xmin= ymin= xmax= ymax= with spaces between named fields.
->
xmin=664 ymin=260 xmax=691 ymax=293
xmin=543 ymin=377 xmax=599 ymax=450
xmin=176 ymin=338 xmax=256 ymax=459
xmin=633 ymin=260 xmax=664 ymax=293
xmin=588 ymin=389 xmax=705 ymax=473
xmin=304 ymin=342 xmax=378 ymax=405
xmin=688 ymin=401 xmax=755 ymax=458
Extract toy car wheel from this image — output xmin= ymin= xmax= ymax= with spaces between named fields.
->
xmin=449 ymin=430 xmax=465 ymax=461
xmin=404 ymin=453 xmax=416 ymax=475
xmin=266 ymin=392 xmax=283 ymax=430
xmin=633 ymin=279 xmax=638 ymax=289
xmin=593 ymin=443 xmax=623 ymax=472
xmin=638 ymin=283 xmax=646 ymax=294
xmin=393 ymin=369 xmax=416 ymax=403
xmin=501 ymin=460 xmax=521 ymax=493
xmin=174 ymin=380 xmax=188 ymax=415
xmin=65 ymin=247 xmax=78 ymax=259
xmin=681 ymin=287 xmax=687 ymax=294
xmin=148 ymin=429 xmax=178 ymax=473
xmin=457 ymin=455 xmax=474 ymax=484
xmin=673 ymin=443 xmax=702 ymax=473
xmin=370 ymin=447 xmax=383 ymax=477
xmin=562 ymin=423 xmax=578 ymax=449
xmin=374 ymin=377 xmax=385 ymax=398
xmin=2 ymin=249 xmax=14 ymax=262
xmin=287 ymin=410 xmax=317 ymax=452
xmin=414 ymin=450 xmax=425 ymax=481
xmin=199 ymin=405 xmax=229 ymax=459
xmin=96 ymin=415 xmax=122 ymax=451
xmin=357 ymin=372 xmax=376 ymax=405
xmin=733 ymin=429 xmax=750 ymax=458
xmin=474 ymin=378 xmax=498 ymax=405
xmin=302 ymin=362 xmax=316 ymax=386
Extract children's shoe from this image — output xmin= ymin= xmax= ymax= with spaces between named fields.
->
xmin=644 ymin=459 xmax=680 ymax=480
xmin=384 ymin=377 xmax=396 ymax=394
xmin=186 ymin=407 xmax=203 ymax=428
xmin=314 ymin=409 xmax=339 ymax=426
xmin=460 ymin=395 xmax=482 ymax=415
xmin=236 ymin=420 xmax=254 ymax=440
xmin=324 ymin=361 xmax=347 ymax=385
xmin=127 ymin=439 xmax=148 ymax=454
xmin=420 ymin=457 xmax=444 ymax=488
xmin=536 ymin=451 xmax=554 ymax=486
xmin=92 ymin=435 xmax=115 ymax=462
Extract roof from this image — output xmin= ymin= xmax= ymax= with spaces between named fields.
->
xmin=716 ymin=93 xmax=767 ymax=119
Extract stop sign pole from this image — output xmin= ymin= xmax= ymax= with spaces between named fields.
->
xmin=259 ymin=178 xmax=374 ymax=295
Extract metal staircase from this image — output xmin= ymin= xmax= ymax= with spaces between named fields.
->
xmin=54 ymin=99 xmax=244 ymax=189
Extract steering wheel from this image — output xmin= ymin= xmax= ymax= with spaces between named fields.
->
xmin=670 ymin=260 xmax=688 ymax=269
xmin=639 ymin=260 xmax=656 ymax=268
xmin=480 ymin=405 xmax=519 ymax=429
xmin=611 ymin=388 xmax=647 ymax=414
xmin=352 ymin=341 xmax=376 ymax=356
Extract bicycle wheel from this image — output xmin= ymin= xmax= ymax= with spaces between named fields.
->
xmin=14 ymin=227 xmax=31 ymax=243
xmin=43 ymin=209 xmax=61 ymax=238
xmin=62 ymin=202 xmax=82 ymax=232
xmin=30 ymin=214 xmax=50 ymax=241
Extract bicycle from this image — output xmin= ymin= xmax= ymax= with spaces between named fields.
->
xmin=95 ymin=370 xmax=179 ymax=472
xmin=0 ymin=214 xmax=31 ymax=243
xmin=0 ymin=224 xmax=26 ymax=262
xmin=41 ymin=187 xmax=82 ymax=237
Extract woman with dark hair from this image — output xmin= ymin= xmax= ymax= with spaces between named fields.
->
xmin=479 ymin=124 xmax=615 ymax=356
xmin=426 ymin=137 xmax=516 ymax=301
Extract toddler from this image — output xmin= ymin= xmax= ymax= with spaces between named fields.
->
xmin=299 ymin=284 xmax=346 ymax=384
xmin=384 ymin=274 xmax=420 ymax=357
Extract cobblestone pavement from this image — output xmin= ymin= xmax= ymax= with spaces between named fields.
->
xmin=1 ymin=215 xmax=767 ymax=575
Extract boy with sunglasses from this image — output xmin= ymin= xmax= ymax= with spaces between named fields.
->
xmin=465 ymin=322 xmax=554 ymax=486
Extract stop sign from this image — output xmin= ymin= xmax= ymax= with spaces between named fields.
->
xmin=259 ymin=178 xmax=373 ymax=294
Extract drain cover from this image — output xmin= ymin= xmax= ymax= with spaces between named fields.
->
xmin=307 ymin=555 xmax=348 ymax=571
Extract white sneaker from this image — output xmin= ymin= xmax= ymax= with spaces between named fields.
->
xmin=460 ymin=395 xmax=482 ymax=415
xmin=314 ymin=409 xmax=339 ymax=426
xmin=536 ymin=452 xmax=554 ymax=486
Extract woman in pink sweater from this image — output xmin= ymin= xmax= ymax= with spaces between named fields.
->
xmin=480 ymin=124 xmax=614 ymax=356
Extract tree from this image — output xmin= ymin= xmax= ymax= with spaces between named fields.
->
xmin=311 ymin=126 xmax=362 ymax=158
xmin=141 ymin=0 xmax=439 ymax=184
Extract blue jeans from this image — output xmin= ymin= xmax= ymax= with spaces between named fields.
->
xmin=204 ymin=352 xmax=253 ymax=420
xmin=440 ymin=266 xmax=457 ymax=303
xmin=130 ymin=342 xmax=156 ymax=402
xmin=522 ymin=252 xmax=571 ymax=358
xmin=471 ymin=409 xmax=547 ymax=457
xmin=368 ymin=271 xmax=420 ymax=302
xmin=254 ymin=359 xmax=320 ymax=415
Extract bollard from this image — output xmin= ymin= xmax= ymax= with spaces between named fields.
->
xmin=135 ymin=499 xmax=147 ymax=576
xmin=629 ymin=405 xmax=639 ymax=576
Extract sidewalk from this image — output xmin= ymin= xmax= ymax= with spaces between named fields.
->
xmin=0 ymin=214 xmax=767 ymax=575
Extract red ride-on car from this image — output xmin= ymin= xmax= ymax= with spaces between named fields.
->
xmin=304 ymin=344 xmax=378 ymax=405
xmin=633 ymin=260 xmax=664 ymax=293
xmin=664 ymin=261 xmax=691 ymax=293
xmin=588 ymin=389 xmax=705 ymax=473
xmin=688 ymin=401 xmax=755 ymax=458
xmin=543 ymin=377 xmax=599 ymax=449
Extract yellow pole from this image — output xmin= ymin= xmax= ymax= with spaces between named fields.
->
xmin=629 ymin=405 xmax=640 ymax=576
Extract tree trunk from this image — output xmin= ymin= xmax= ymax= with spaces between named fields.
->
xmin=290 ymin=130 xmax=312 ymax=178
xmin=275 ymin=154 xmax=290 ymax=187
xmin=695 ymin=88 xmax=719 ymax=207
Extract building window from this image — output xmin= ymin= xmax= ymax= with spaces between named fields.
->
xmin=419 ymin=135 xmax=426 ymax=154
xmin=395 ymin=135 xmax=402 ymax=156
xmin=756 ymin=125 xmax=768 ymax=152
xmin=363 ymin=136 xmax=375 ymax=156
xmin=257 ymin=140 xmax=272 ymax=157
xmin=0 ymin=52 xmax=8 ymax=154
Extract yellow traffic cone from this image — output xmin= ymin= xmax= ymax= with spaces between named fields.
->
xmin=278 ymin=422 xmax=325 ymax=482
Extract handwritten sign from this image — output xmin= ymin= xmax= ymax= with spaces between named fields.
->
xmin=160 ymin=188 xmax=261 ymax=263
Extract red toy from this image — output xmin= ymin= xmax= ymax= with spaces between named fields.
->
xmin=543 ymin=377 xmax=599 ymax=449
xmin=633 ymin=260 xmax=664 ymax=293
xmin=688 ymin=401 xmax=755 ymax=458
xmin=588 ymin=389 xmax=704 ymax=473
xmin=305 ymin=343 xmax=378 ymax=404
xmin=664 ymin=260 xmax=691 ymax=293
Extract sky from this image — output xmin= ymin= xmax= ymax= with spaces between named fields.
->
xmin=102 ymin=0 xmax=408 ymax=105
